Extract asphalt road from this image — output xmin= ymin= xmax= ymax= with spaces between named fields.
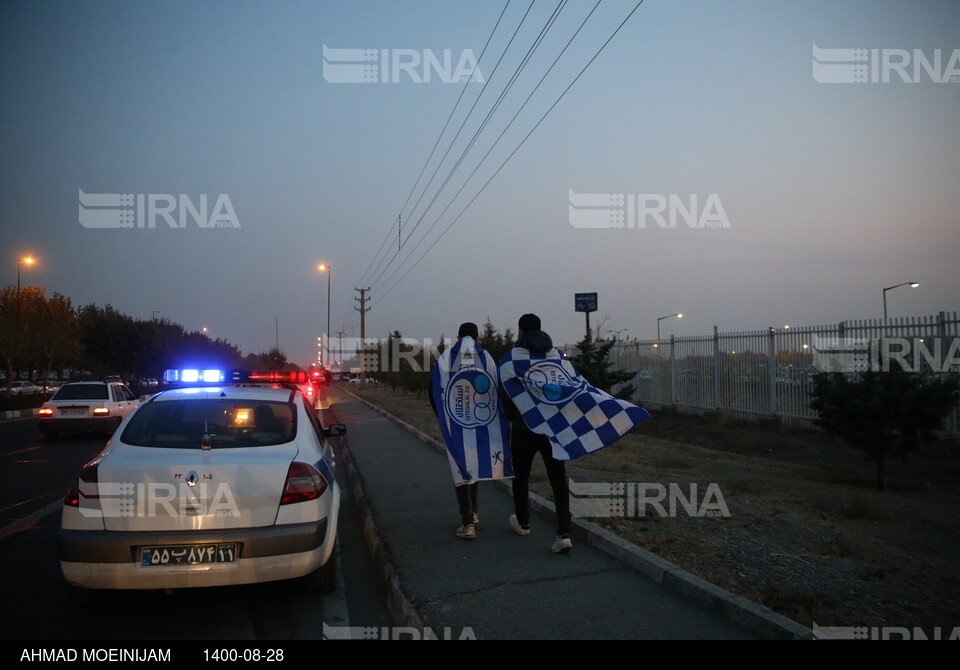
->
xmin=0 ymin=415 xmax=391 ymax=643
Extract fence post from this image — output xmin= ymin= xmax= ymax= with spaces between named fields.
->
xmin=713 ymin=325 xmax=720 ymax=411
xmin=670 ymin=334 xmax=676 ymax=408
xmin=767 ymin=326 xmax=776 ymax=417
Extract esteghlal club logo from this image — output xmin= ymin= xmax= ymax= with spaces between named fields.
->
xmin=78 ymin=190 xmax=239 ymax=229
xmin=568 ymin=190 xmax=730 ymax=229
xmin=812 ymin=44 xmax=960 ymax=83
xmin=322 ymin=44 xmax=484 ymax=84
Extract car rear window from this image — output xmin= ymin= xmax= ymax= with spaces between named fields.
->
xmin=52 ymin=384 xmax=109 ymax=400
xmin=121 ymin=398 xmax=296 ymax=448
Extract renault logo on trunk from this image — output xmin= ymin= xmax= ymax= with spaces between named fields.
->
xmin=185 ymin=471 xmax=199 ymax=488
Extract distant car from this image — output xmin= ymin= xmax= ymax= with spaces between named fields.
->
xmin=104 ymin=375 xmax=122 ymax=383
xmin=59 ymin=368 xmax=344 ymax=596
xmin=37 ymin=381 xmax=140 ymax=439
xmin=7 ymin=381 xmax=42 ymax=395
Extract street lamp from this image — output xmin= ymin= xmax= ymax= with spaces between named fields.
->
xmin=657 ymin=313 xmax=682 ymax=342
xmin=318 ymin=264 xmax=331 ymax=367
xmin=883 ymin=282 xmax=919 ymax=321
xmin=17 ymin=256 xmax=34 ymax=290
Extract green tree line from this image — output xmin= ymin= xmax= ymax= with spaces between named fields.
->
xmin=0 ymin=284 xmax=293 ymax=388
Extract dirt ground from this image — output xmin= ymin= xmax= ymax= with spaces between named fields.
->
xmin=349 ymin=383 xmax=960 ymax=633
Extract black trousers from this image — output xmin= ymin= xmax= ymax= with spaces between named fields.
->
xmin=454 ymin=482 xmax=479 ymax=526
xmin=510 ymin=427 xmax=571 ymax=535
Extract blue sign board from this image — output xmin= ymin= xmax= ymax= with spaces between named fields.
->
xmin=575 ymin=293 xmax=598 ymax=313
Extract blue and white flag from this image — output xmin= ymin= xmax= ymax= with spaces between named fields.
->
xmin=499 ymin=346 xmax=651 ymax=461
xmin=432 ymin=336 xmax=513 ymax=486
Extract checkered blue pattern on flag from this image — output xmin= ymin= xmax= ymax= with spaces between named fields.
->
xmin=432 ymin=336 xmax=513 ymax=486
xmin=499 ymin=346 xmax=651 ymax=461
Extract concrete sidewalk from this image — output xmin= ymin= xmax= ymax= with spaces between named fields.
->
xmin=321 ymin=385 xmax=813 ymax=640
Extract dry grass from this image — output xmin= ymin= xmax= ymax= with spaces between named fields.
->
xmin=349 ymin=384 xmax=960 ymax=631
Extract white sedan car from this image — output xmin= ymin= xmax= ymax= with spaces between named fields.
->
xmin=7 ymin=380 xmax=42 ymax=395
xmin=60 ymin=370 xmax=344 ymax=595
xmin=38 ymin=381 xmax=140 ymax=438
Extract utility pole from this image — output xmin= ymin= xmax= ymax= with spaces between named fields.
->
xmin=355 ymin=287 xmax=371 ymax=385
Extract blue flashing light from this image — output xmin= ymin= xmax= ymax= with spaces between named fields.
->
xmin=163 ymin=369 xmax=225 ymax=384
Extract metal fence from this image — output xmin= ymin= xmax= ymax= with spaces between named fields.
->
xmin=581 ymin=311 xmax=960 ymax=430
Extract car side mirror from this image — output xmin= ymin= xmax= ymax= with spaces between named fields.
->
xmin=322 ymin=423 xmax=347 ymax=438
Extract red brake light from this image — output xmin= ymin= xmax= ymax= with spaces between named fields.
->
xmin=93 ymin=407 xmax=110 ymax=416
xmin=65 ymin=461 xmax=100 ymax=507
xmin=247 ymin=371 xmax=308 ymax=384
xmin=38 ymin=408 xmax=53 ymax=416
xmin=280 ymin=462 xmax=328 ymax=505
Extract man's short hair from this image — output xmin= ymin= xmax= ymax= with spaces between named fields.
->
xmin=518 ymin=313 xmax=541 ymax=332
xmin=458 ymin=322 xmax=479 ymax=339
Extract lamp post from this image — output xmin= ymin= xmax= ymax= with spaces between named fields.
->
xmin=883 ymin=282 xmax=919 ymax=321
xmin=17 ymin=256 xmax=34 ymax=290
xmin=318 ymin=264 xmax=331 ymax=367
xmin=657 ymin=313 xmax=682 ymax=342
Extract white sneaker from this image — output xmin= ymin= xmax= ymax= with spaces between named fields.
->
xmin=509 ymin=514 xmax=531 ymax=536
xmin=472 ymin=513 xmax=479 ymax=526
xmin=456 ymin=523 xmax=476 ymax=540
xmin=551 ymin=534 xmax=573 ymax=554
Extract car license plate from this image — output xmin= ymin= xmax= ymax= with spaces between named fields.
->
xmin=61 ymin=409 xmax=86 ymax=417
xmin=140 ymin=544 xmax=238 ymax=567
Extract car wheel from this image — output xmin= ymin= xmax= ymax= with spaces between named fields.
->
xmin=304 ymin=556 xmax=337 ymax=594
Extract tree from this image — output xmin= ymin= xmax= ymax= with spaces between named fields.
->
xmin=478 ymin=318 xmax=513 ymax=362
xmin=34 ymin=292 xmax=79 ymax=382
xmin=810 ymin=369 xmax=959 ymax=490
xmin=0 ymin=285 xmax=47 ymax=387
xmin=77 ymin=304 xmax=142 ymax=378
xmin=569 ymin=331 xmax=636 ymax=401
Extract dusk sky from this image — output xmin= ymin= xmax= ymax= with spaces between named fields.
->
xmin=2 ymin=0 xmax=958 ymax=366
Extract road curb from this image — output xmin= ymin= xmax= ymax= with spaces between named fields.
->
xmin=1 ymin=408 xmax=39 ymax=420
xmin=343 ymin=387 xmax=814 ymax=640
xmin=323 ymin=395 xmax=425 ymax=632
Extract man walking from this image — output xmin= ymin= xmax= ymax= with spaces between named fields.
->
xmin=500 ymin=313 xmax=651 ymax=553
xmin=430 ymin=322 xmax=513 ymax=540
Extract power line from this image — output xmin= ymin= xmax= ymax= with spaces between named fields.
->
xmin=353 ymin=1 xmax=513 ymax=291
xmin=391 ymin=1 xmax=537 ymax=252
xmin=372 ymin=0 xmax=647 ymax=306
xmin=372 ymin=0 xmax=577 ymax=295
xmin=368 ymin=0 xmax=558 ymax=293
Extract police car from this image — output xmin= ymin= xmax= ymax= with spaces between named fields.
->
xmin=59 ymin=369 xmax=344 ymax=595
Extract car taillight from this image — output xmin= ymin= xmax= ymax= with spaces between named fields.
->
xmin=64 ymin=462 xmax=100 ymax=507
xmin=38 ymin=408 xmax=53 ymax=416
xmin=280 ymin=462 xmax=328 ymax=505
xmin=93 ymin=407 xmax=110 ymax=416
